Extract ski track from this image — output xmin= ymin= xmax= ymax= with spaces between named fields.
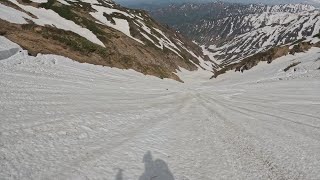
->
xmin=0 ymin=40 xmax=320 ymax=179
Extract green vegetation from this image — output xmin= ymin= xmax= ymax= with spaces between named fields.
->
xmin=39 ymin=26 xmax=109 ymax=56
xmin=103 ymin=12 xmax=116 ymax=25
xmin=81 ymin=18 xmax=105 ymax=36
xmin=21 ymin=23 xmax=107 ymax=55
xmin=21 ymin=0 xmax=32 ymax=3
xmin=39 ymin=0 xmax=105 ymax=38
xmin=141 ymin=65 xmax=170 ymax=79
xmin=52 ymin=5 xmax=74 ymax=20
xmin=39 ymin=0 xmax=55 ymax=9
xmin=21 ymin=23 xmax=34 ymax=30
xmin=40 ymin=1 xmax=74 ymax=20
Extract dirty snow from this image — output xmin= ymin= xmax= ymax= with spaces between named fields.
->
xmin=0 ymin=37 xmax=320 ymax=179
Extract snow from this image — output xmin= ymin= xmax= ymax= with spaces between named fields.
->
xmin=134 ymin=19 xmax=183 ymax=57
xmin=90 ymin=5 xmax=144 ymax=44
xmin=180 ymin=45 xmax=214 ymax=71
xmin=0 ymin=3 xmax=29 ymax=24
xmin=0 ymin=36 xmax=20 ymax=50
xmin=92 ymin=4 xmax=132 ymax=17
xmin=1 ymin=38 xmax=320 ymax=179
xmin=3 ymin=0 xmax=105 ymax=47
xmin=80 ymin=0 xmax=102 ymax=4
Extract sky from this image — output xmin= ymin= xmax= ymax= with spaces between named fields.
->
xmin=115 ymin=0 xmax=320 ymax=7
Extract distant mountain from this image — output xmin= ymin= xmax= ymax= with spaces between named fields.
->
xmin=115 ymin=0 xmax=320 ymax=9
xmin=114 ymin=0 xmax=215 ymax=10
xmin=150 ymin=2 xmax=320 ymax=66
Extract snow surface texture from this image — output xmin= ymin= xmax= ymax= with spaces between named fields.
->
xmin=1 ymin=37 xmax=320 ymax=179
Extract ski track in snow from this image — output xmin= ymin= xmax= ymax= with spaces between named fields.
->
xmin=0 ymin=37 xmax=320 ymax=179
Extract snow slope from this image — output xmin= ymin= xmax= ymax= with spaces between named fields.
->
xmin=1 ymin=37 xmax=320 ymax=179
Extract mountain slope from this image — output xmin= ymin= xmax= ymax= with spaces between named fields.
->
xmin=0 ymin=0 xmax=214 ymax=81
xmin=151 ymin=3 xmax=320 ymax=67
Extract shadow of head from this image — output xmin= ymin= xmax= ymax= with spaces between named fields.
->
xmin=115 ymin=168 xmax=124 ymax=180
xmin=139 ymin=151 xmax=175 ymax=180
xmin=114 ymin=151 xmax=175 ymax=180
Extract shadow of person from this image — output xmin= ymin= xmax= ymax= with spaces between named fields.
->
xmin=115 ymin=168 xmax=124 ymax=180
xmin=139 ymin=151 xmax=175 ymax=180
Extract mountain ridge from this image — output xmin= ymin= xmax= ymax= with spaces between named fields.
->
xmin=0 ymin=0 xmax=215 ymax=82
xmin=150 ymin=2 xmax=320 ymax=68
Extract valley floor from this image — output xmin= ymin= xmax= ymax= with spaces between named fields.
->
xmin=1 ymin=37 xmax=320 ymax=179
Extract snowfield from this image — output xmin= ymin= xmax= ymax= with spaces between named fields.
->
xmin=1 ymin=37 xmax=320 ymax=179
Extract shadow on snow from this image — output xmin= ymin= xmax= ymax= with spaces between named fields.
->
xmin=115 ymin=151 xmax=175 ymax=180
